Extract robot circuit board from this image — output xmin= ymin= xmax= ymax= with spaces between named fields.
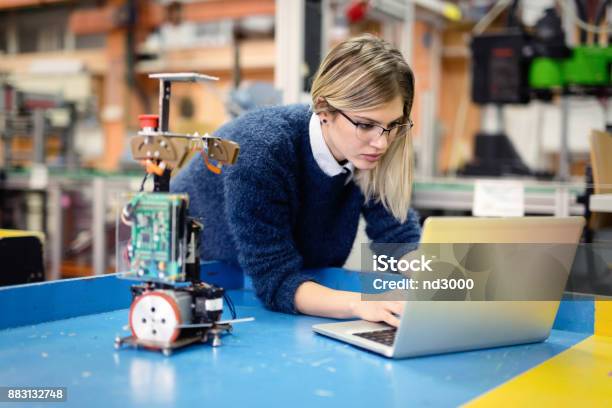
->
xmin=123 ymin=192 xmax=189 ymax=283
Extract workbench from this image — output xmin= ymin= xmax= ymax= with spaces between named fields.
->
xmin=1 ymin=264 xmax=610 ymax=407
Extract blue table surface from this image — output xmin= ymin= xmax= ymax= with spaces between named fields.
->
xmin=0 ymin=289 xmax=590 ymax=408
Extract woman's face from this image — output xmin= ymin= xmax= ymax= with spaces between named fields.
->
xmin=318 ymin=95 xmax=405 ymax=170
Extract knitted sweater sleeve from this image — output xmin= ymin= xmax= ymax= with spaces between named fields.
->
xmin=222 ymin=140 xmax=316 ymax=314
xmin=362 ymin=200 xmax=422 ymax=258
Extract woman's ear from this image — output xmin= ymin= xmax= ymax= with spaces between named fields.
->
xmin=315 ymin=97 xmax=332 ymax=124
xmin=314 ymin=96 xmax=327 ymax=111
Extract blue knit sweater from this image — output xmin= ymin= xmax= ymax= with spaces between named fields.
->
xmin=170 ymin=104 xmax=421 ymax=313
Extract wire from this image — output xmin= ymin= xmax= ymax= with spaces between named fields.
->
xmin=138 ymin=172 xmax=149 ymax=192
xmin=120 ymin=193 xmax=143 ymax=226
xmin=120 ymin=210 xmax=133 ymax=226
xmin=223 ymin=292 xmax=237 ymax=319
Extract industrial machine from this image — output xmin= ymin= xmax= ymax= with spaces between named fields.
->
xmin=461 ymin=0 xmax=612 ymax=178
xmin=114 ymin=73 xmax=250 ymax=356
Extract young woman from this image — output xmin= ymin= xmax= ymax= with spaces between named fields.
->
xmin=171 ymin=34 xmax=421 ymax=327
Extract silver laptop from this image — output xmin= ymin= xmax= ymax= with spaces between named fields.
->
xmin=312 ymin=216 xmax=585 ymax=358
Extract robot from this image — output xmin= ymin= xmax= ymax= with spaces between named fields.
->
xmin=114 ymin=73 xmax=252 ymax=356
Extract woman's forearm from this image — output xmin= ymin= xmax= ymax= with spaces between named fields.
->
xmin=294 ymin=281 xmax=360 ymax=319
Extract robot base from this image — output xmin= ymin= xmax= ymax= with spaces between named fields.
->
xmin=114 ymin=323 xmax=232 ymax=356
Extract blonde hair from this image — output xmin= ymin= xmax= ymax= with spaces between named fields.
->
xmin=311 ymin=34 xmax=415 ymax=223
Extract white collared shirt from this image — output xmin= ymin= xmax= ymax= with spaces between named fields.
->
xmin=309 ymin=113 xmax=354 ymax=184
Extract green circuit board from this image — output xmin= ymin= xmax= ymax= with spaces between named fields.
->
xmin=127 ymin=193 xmax=188 ymax=282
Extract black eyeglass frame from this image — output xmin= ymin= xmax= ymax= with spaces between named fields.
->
xmin=332 ymin=108 xmax=414 ymax=142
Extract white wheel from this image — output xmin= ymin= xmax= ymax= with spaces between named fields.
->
xmin=129 ymin=291 xmax=190 ymax=343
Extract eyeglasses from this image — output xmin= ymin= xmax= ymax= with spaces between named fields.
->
xmin=334 ymin=109 xmax=413 ymax=143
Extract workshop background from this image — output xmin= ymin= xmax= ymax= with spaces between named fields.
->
xmin=0 ymin=0 xmax=611 ymax=296
xmin=1 ymin=1 xmax=612 ymax=407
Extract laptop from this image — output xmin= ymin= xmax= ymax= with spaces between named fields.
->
xmin=312 ymin=216 xmax=585 ymax=358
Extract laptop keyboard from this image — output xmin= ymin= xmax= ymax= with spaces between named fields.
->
xmin=353 ymin=328 xmax=397 ymax=346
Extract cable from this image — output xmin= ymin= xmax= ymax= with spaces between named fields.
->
xmin=138 ymin=172 xmax=149 ymax=192
xmin=223 ymin=292 xmax=237 ymax=319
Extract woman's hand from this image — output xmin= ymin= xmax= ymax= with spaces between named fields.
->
xmin=350 ymin=300 xmax=405 ymax=327
xmin=294 ymin=282 xmax=406 ymax=326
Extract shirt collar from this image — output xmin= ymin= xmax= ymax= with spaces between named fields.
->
xmin=309 ymin=113 xmax=354 ymax=183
